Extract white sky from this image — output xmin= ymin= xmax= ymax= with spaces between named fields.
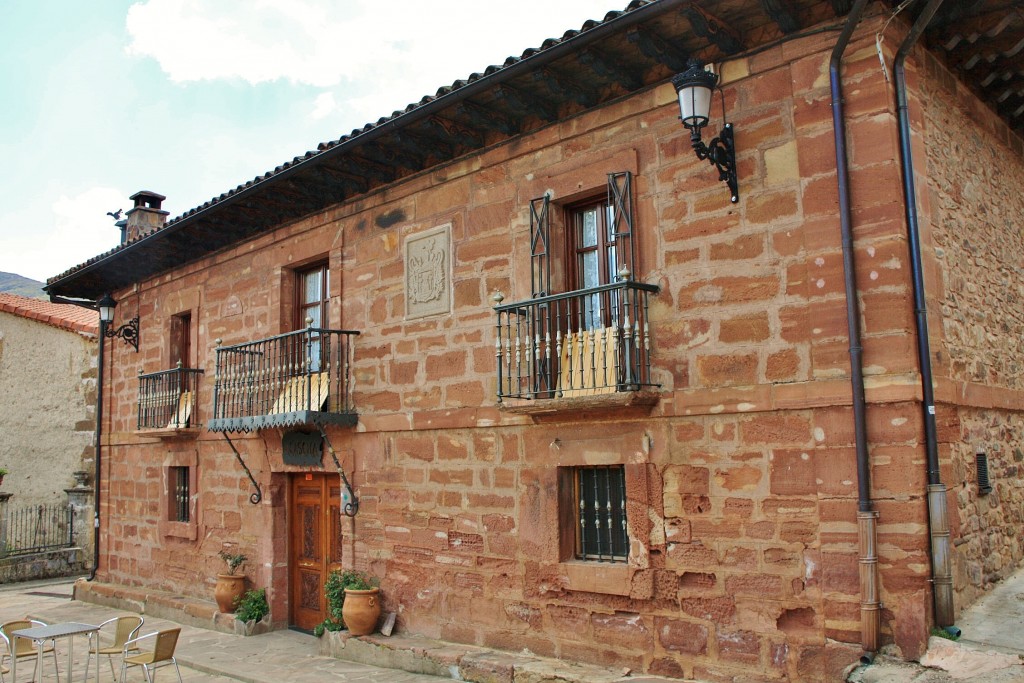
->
xmin=0 ymin=0 xmax=620 ymax=284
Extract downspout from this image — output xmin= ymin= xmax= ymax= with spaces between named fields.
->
xmin=893 ymin=0 xmax=955 ymax=629
xmin=829 ymin=0 xmax=876 ymax=655
xmin=90 ymin=315 xmax=106 ymax=580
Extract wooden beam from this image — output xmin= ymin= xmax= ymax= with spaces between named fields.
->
xmin=626 ymin=26 xmax=690 ymax=72
xmin=456 ymin=98 xmax=520 ymax=136
xmin=761 ymin=0 xmax=802 ymax=34
xmin=426 ymin=114 xmax=485 ymax=150
xmin=360 ymin=139 xmax=427 ymax=171
xmin=312 ymin=165 xmax=369 ymax=196
xmin=398 ymin=129 xmax=454 ymax=159
xmin=493 ymin=84 xmax=559 ymax=122
xmin=532 ymin=67 xmax=600 ymax=108
xmin=578 ymin=48 xmax=643 ymax=91
xmin=681 ymin=4 xmax=744 ymax=55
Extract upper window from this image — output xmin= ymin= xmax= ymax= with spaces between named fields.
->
xmin=169 ymin=312 xmax=191 ymax=368
xmin=297 ymin=263 xmax=330 ymax=331
xmin=297 ymin=263 xmax=330 ymax=372
xmin=570 ymin=199 xmax=618 ymax=292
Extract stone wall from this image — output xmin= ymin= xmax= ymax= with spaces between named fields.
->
xmin=918 ymin=45 xmax=1024 ymax=610
xmin=0 ymin=310 xmax=97 ymax=509
xmin=90 ymin=15 xmax=1010 ymax=681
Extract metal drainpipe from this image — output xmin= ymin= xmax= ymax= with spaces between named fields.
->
xmin=89 ymin=316 xmax=106 ymax=580
xmin=829 ymin=0 xmax=876 ymax=655
xmin=893 ymin=0 xmax=955 ymax=628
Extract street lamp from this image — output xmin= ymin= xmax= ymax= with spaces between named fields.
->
xmin=98 ymin=294 xmax=139 ymax=352
xmin=671 ymin=59 xmax=739 ymax=203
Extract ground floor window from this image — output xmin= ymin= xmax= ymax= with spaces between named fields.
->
xmin=571 ymin=465 xmax=628 ymax=562
xmin=171 ymin=466 xmax=190 ymax=523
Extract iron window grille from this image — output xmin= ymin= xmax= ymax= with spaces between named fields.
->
xmin=576 ymin=465 xmax=628 ymax=562
xmin=172 ymin=466 xmax=190 ymax=523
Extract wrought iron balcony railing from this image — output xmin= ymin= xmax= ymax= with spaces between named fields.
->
xmin=494 ymin=280 xmax=659 ymax=402
xmin=137 ymin=364 xmax=204 ymax=429
xmin=209 ymin=327 xmax=359 ymax=433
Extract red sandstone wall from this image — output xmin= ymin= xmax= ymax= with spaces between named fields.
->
xmin=90 ymin=14 xmax=1009 ymax=681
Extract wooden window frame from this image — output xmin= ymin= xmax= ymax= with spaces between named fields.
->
xmin=295 ymin=262 xmax=330 ymax=331
xmin=169 ymin=311 xmax=192 ymax=369
xmin=159 ymin=451 xmax=198 ymax=541
xmin=558 ymin=465 xmax=629 ymax=563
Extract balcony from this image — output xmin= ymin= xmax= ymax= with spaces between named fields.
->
xmin=137 ymin=365 xmax=204 ymax=430
xmin=208 ymin=327 xmax=359 ymax=433
xmin=494 ymin=281 xmax=659 ymax=405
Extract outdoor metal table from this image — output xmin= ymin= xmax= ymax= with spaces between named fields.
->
xmin=10 ymin=621 xmax=100 ymax=683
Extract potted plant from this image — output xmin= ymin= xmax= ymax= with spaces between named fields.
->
xmin=339 ymin=569 xmax=381 ymax=636
xmin=0 ymin=468 xmax=7 ymax=486
xmin=314 ymin=569 xmax=381 ymax=637
xmin=214 ymin=549 xmax=248 ymax=613
xmin=233 ymin=588 xmax=270 ymax=636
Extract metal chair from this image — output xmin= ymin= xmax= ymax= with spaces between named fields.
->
xmin=118 ymin=628 xmax=182 ymax=683
xmin=0 ymin=619 xmax=61 ymax=683
xmin=90 ymin=616 xmax=143 ymax=681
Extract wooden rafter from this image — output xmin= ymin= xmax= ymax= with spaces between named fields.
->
xmin=626 ymin=26 xmax=690 ymax=72
xmin=531 ymin=67 xmax=599 ymax=108
xmin=579 ymin=47 xmax=643 ymax=90
xmin=761 ymin=0 xmax=802 ymax=34
xmin=455 ymin=99 xmax=520 ymax=136
xmin=681 ymin=4 xmax=744 ymax=55
xmin=493 ymin=84 xmax=559 ymax=122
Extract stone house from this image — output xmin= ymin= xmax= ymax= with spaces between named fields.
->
xmin=0 ymin=294 xmax=98 ymax=506
xmin=44 ymin=1 xmax=1024 ymax=680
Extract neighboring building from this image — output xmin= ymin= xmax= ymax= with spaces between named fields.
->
xmin=0 ymin=293 xmax=98 ymax=508
xmin=44 ymin=1 xmax=1024 ymax=681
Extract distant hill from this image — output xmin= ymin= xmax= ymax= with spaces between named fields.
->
xmin=0 ymin=272 xmax=46 ymax=299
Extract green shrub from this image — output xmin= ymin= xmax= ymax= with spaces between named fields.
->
xmin=235 ymin=588 xmax=269 ymax=623
xmin=313 ymin=569 xmax=379 ymax=636
xmin=930 ymin=627 xmax=960 ymax=641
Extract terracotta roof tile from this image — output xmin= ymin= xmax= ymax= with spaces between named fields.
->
xmin=0 ymin=293 xmax=98 ymax=337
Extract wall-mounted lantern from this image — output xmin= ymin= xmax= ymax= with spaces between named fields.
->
xmin=671 ymin=59 xmax=739 ymax=203
xmin=97 ymin=294 xmax=139 ymax=352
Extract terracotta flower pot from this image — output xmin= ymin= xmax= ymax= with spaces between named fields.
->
xmin=342 ymin=587 xmax=380 ymax=635
xmin=214 ymin=574 xmax=246 ymax=613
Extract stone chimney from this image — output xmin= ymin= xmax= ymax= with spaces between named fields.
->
xmin=124 ymin=190 xmax=168 ymax=243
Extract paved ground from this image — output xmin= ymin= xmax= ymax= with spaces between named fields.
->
xmin=0 ymin=577 xmax=443 ymax=683
xmin=2 ymin=570 xmax=1024 ymax=682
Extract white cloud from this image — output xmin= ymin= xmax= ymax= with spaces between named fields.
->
xmin=310 ymin=92 xmax=337 ymax=121
xmin=125 ymin=0 xmax=615 ymax=99
xmin=44 ymin=188 xmax=127 ymax=280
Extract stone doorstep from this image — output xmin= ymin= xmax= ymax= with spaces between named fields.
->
xmin=319 ymin=630 xmax=688 ymax=683
xmin=73 ymin=579 xmax=240 ymax=635
xmin=75 ymin=580 xmax=687 ymax=682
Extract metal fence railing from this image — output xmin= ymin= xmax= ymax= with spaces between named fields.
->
xmin=494 ymin=280 xmax=659 ymax=401
xmin=137 ymin=364 xmax=204 ymax=429
xmin=0 ymin=504 xmax=74 ymax=556
xmin=209 ymin=326 xmax=359 ymax=432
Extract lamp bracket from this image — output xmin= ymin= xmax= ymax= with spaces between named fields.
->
xmin=105 ymin=316 xmax=140 ymax=352
xmin=222 ymin=433 xmax=263 ymax=505
xmin=692 ymin=123 xmax=739 ymax=203
xmin=318 ymin=426 xmax=359 ymax=516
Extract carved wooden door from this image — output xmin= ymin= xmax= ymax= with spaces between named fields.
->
xmin=289 ymin=473 xmax=343 ymax=631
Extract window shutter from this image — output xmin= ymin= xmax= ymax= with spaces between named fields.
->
xmin=530 ymin=194 xmax=551 ymax=297
xmin=607 ymin=171 xmax=635 ymax=279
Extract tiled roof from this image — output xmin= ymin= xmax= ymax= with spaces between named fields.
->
xmin=0 ymin=293 xmax=98 ymax=336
